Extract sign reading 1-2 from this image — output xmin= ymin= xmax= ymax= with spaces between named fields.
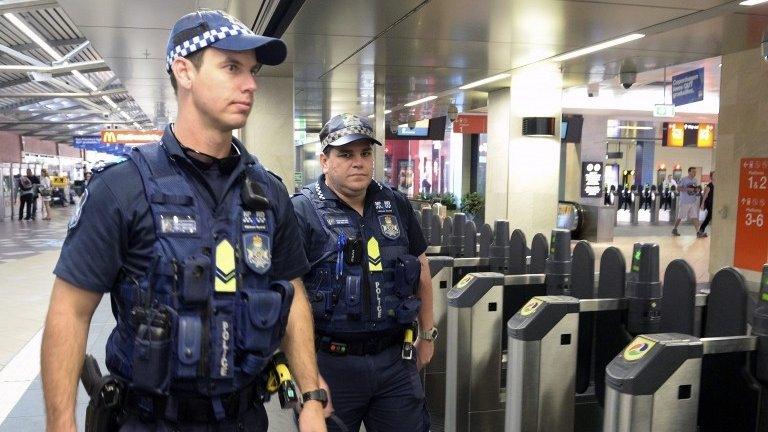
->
xmin=734 ymin=158 xmax=768 ymax=272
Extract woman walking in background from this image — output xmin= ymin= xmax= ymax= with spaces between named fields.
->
xmin=698 ymin=171 xmax=714 ymax=237
xmin=40 ymin=169 xmax=53 ymax=221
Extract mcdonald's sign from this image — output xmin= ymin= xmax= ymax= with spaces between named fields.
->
xmin=100 ymin=129 xmax=163 ymax=144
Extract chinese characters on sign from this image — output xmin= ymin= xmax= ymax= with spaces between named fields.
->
xmin=734 ymin=158 xmax=768 ymax=272
xmin=581 ymin=162 xmax=604 ymax=198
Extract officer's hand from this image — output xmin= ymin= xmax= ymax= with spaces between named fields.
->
xmin=299 ymin=401 xmax=327 ymax=432
xmin=414 ymin=338 xmax=434 ymax=371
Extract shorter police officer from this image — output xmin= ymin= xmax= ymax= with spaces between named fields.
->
xmin=292 ymin=114 xmax=436 ymax=432
xmin=41 ymin=10 xmax=326 ymax=432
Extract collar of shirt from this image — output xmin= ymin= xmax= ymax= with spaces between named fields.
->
xmin=160 ymin=124 xmax=256 ymax=173
xmin=315 ymin=174 xmax=382 ymax=205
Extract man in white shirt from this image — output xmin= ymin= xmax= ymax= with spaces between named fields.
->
xmin=672 ymin=167 xmax=702 ymax=237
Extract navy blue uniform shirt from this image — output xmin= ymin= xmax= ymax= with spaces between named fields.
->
xmin=291 ymin=175 xmax=427 ymax=268
xmin=54 ymin=127 xmax=310 ymax=294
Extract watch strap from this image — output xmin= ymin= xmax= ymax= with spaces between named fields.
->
xmin=418 ymin=326 xmax=437 ymax=341
xmin=302 ymin=389 xmax=328 ymax=408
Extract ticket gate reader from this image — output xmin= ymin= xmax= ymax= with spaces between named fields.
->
xmin=603 ymin=265 xmax=767 ymax=432
xmin=425 ymin=219 xmax=506 ymax=427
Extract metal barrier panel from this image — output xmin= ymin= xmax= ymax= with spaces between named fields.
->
xmin=463 ymin=220 xmax=477 ymax=258
xmin=425 ymin=256 xmax=454 ymax=428
xmin=659 ymin=259 xmax=697 ymax=334
xmin=442 ymin=217 xmax=453 ymax=249
xmin=479 ymin=223 xmax=492 ymax=258
xmin=699 ymin=267 xmax=757 ymax=432
xmin=529 ymin=233 xmax=548 ymax=274
xmin=594 ymin=246 xmax=628 ymax=406
xmin=508 ymin=229 xmax=527 ymax=275
xmin=571 ymin=241 xmax=595 ymax=394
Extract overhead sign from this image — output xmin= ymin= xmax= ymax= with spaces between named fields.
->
xmin=671 ymin=68 xmax=704 ymax=106
xmin=662 ymin=122 xmax=714 ymax=148
xmin=452 ymin=114 xmax=487 ymax=134
xmin=581 ymin=162 xmax=604 ymax=198
xmin=72 ymin=135 xmax=101 ymax=148
xmin=100 ymin=129 xmax=163 ymax=144
xmin=734 ymin=158 xmax=768 ymax=272
xmin=653 ymin=104 xmax=676 ymax=118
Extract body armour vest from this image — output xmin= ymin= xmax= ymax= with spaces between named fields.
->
xmin=104 ymin=143 xmax=294 ymax=398
xmin=300 ymin=181 xmax=421 ymax=339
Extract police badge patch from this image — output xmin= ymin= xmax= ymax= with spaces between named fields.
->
xmin=378 ymin=215 xmax=400 ymax=239
xmin=243 ymin=233 xmax=272 ymax=274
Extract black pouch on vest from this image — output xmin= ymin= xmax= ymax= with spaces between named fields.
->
xmin=175 ymin=314 xmax=202 ymax=378
xmin=238 ymin=290 xmax=282 ymax=356
xmin=180 ymin=255 xmax=210 ymax=305
xmin=344 ymin=275 xmax=362 ymax=319
xmin=394 ymin=255 xmax=421 ymax=298
xmin=131 ymin=316 xmax=171 ymax=394
xmin=345 ymin=238 xmax=363 ymax=265
xmin=395 ymin=296 xmax=422 ymax=324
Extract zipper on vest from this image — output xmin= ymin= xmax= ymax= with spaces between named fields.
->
xmin=361 ymin=223 xmax=371 ymax=323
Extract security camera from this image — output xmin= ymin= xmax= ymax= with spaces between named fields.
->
xmin=408 ymin=119 xmax=416 ymax=129
xmin=619 ymin=71 xmax=637 ymax=89
xmin=447 ymin=103 xmax=458 ymax=122
xmin=587 ymin=83 xmax=600 ymax=98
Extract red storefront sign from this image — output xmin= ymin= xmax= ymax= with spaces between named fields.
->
xmin=734 ymin=158 xmax=768 ymax=272
xmin=452 ymin=114 xmax=487 ymax=134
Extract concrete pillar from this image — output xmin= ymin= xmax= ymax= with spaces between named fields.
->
xmin=374 ymin=83 xmax=386 ymax=181
xmin=485 ymin=64 xmax=563 ymax=236
xmin=240 ymin=76 xmax=296 ymax=192
xmin=711 ymin=47 xmax=768 ymax=282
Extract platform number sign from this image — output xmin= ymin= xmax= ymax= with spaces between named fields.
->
xmin=734 ymin=158 xmax=768 ymax=272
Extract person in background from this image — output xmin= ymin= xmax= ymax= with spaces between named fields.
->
xmin=672 ymin=167 xmax=702 ymax=237
xmin=17 ymin=170 xmax=34 ymax=220
xmin=698 ymin=171 xmax=714 ymax=237
xmin=29 ymin=169 xmax=41 ymax=220
xmin=663 ymin=174 xmax=677 ymax=190
xmin=40 ymin=168 xmax=53 ymax=221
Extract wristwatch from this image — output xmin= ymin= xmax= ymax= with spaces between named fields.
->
xmin=302 ymin=389 xmax=329 ymax=408
xmin=418 ymin=326 xmax=439 ymax=341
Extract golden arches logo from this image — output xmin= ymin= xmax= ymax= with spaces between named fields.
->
xmin=101 ymin=131 xmax=117 ymax=143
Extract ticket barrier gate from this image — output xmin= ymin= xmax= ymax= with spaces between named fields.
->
xmin=503 ymin=243 xmax=707 ymax=432
xmin=603 ymin=264 xmax=768 ymax=432
xmin=443 ymin=229 xmax=566 ymax=432
xmin=425 ymin=218 xmax=501 ymax=428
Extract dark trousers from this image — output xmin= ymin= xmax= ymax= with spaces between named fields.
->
xmin=18 ymin=194 xmax=32 ymax=219
xmin=700 ymin=205 xmax=713 ymax=232
xmin=31 ymin=194 xmax=37 ymax=218
xmin=319 ymin=344 xmax=430 ymax=432
xmin=117 ymin=402 xmax=268 ymax=432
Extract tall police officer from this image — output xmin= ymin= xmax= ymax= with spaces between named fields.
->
xmin=41 ymin=10 xmax=327 ymax=432
xmin=292 ymin=114 xmax=435 ymax=431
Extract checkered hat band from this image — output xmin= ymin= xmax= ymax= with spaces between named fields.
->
xmin=166 ymin=25 xmax=255 ymax=71
xmin=322 ymin=126 xmax=375 ymax=147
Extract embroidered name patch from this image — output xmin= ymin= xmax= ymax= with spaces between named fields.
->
xmin=243 ymin=210 xmax=267 ymax=231
xmin=159 ymin=213 xmax=198 ymax=234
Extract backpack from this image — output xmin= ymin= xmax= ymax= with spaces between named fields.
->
xmin=19 ymin=176 xmax=32 ymax=191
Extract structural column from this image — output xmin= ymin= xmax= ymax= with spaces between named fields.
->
xmin=485 ymin=64 xmax=563 ymax=236
xmin=711 ymin=47 xmax=768 ymax=282
xmin=240 ymin=76 xmax=296 ymax=192
xmin=373 ymin=83 xmax=386 ymax=181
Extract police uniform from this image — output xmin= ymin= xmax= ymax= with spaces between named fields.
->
xmin=291 ymin=114 xmax=430 ymax=431
xmin=54 ymin=126 xmax=309 ymax=430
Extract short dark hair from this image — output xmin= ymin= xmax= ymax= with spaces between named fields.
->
xmin=169 ymin=50 xmax=205 ymax=94
xmin=688 ymin=167 xmax=696 ymax=173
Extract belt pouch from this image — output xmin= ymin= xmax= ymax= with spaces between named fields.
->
xmin=176 ymin=314 xmax=202 ymax=378
xmin=237 ymin=290 xmax=282 ymax=355
xmin=344 ymin=275 xmax=361 ymax=319
xmin=132 ymin=323 xmax=171 ymax=393
xmin=394 ymin=255 xmax=421 ymax=297
xmin=180 ymin=255 xmax=210 ymax=304
xmin=395 ymin=297 xmax=422 ymax=324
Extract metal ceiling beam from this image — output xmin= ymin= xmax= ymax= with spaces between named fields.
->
xmin=0 ymin=110 xmax=51 ymax=130
xmin=0 ymin=120 xmax=133 ymax=124
xmin=0 ymin=88 xmax=126 ymax=98
xmin=0 ymin=0 xmax=57 ymax=14
xmin=9 ymin=37 xmax=87 ymax=53
xmin=0 ymin=59 xmax=108 ymax=74
xmin=97 ymin=74 xmax=118 ymax=91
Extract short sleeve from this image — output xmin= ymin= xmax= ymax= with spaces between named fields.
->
xmin=53 ymin=175 xmax=126 ymax=293
xmin=268 ymin=180 xmax=311 ymax=281
xmin=394 ymin=191 xmax=427 ymax=256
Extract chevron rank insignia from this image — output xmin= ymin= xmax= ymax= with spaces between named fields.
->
xmin=367 ymin=237 xmax=383 ymax=272
xmin=215 ymin=239 xmax=237 ymax=293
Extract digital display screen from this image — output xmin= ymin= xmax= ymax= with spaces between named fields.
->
xmin=662 ymin=122 xmax=715 ymax=148
xmin=396 ymin=119 xmax=429 ymax=137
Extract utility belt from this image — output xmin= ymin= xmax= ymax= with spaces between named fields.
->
xmin=317 ymin=325 xmax=416 ymax=359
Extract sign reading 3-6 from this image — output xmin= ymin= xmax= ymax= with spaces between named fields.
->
xmin=734 ymin=158 xmax=768 ymax=272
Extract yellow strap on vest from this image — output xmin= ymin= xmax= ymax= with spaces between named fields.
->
xmin=367 ymin=237 xmax=383 ymax=272
xmin=215 ymin=239 xmax=237 ymax=293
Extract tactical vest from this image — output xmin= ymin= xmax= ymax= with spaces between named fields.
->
xmin=300 ymin=181 xmax=421 ymax=339
xmin=104 ymin=143 xmax=293 ymax=398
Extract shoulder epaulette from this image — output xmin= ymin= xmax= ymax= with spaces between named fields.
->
xmin=91 ymin=159 xmax=126 ymax=173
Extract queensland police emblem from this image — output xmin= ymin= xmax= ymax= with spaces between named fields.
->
xmin=243 ymin=233 xmax=271 ymax=274
xmin=378 ymin=214 xmax=400 ymax=239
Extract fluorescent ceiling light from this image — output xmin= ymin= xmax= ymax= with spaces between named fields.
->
xmin=102 ymin=95 xmax=118 ymax=109
xmin=3 ymin=13 xmax=61 ymax=60
xmin=72 ymin=70 xmax=97 ymax=91
xmin=459 ymin=73 xmax=511 ymax=90
xmin=384 ymin=109 xmax=392 ymax=114
xmin=618 ymin=126 xmax=653 ymax=130
xmin=367 ymin=114 xmax=375 ymax=118
xmin=551 ymin=33 xmax=645 ymax=63
xmin=404 ymin=95 xmax=437 ymax=107
xmin=740 ymin=0 xmax=768 ymax=5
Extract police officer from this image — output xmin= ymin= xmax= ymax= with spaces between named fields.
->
xmin=40 ymin=10 xmax=327 ymax=432
xmin=292 ymin=114 xmax=436 ymax=432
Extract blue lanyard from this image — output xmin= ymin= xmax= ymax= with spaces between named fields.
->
xmin=336 ymin=232 xmax=347 ymax=279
